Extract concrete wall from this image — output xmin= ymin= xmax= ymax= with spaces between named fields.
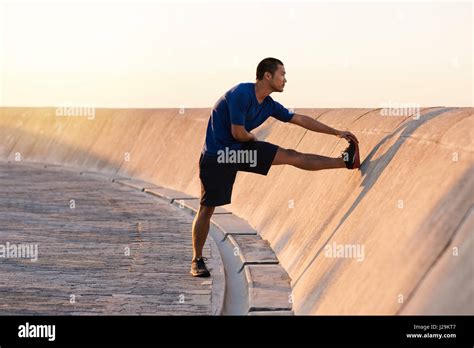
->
xmin=1 ymin=106 xmax=472 ymax=314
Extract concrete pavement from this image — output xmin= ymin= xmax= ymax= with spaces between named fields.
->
xmin=0 ymin=162 xmax=218 ymax=315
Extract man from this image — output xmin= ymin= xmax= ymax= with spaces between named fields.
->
xmin=191 ymin=57 xmax=360 ymax=277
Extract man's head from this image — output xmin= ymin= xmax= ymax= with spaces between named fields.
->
xmin=256 ymin=57 xmax=287 ymax=92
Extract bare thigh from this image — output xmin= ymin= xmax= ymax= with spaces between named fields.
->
xmin=197 ymin=205 xmax=215 ymax=220
xmin=272 ymin=147 xmax=300 ymax=166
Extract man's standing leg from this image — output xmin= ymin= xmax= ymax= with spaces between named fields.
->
xmin=190 ymin=204 xmax=215 ymax=277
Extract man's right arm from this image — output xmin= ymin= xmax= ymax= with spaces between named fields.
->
xmin=231 ymin=124 xmax=257 ymax=142
xmin=226 ymin=85 xmax=257 ymax=142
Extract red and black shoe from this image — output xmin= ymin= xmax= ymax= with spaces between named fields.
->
xmin=341 ymin=140 xmax=361 ymax=169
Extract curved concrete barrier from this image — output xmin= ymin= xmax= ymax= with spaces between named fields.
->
xmin=1 ymin=106 xmax=472 ymax=315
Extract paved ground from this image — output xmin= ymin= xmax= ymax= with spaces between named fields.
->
xmin=0 ymin=162 xmax=215 ymax=315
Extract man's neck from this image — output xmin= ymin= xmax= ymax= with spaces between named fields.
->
xmin=255 ymin=81 xmax=272 ymax=104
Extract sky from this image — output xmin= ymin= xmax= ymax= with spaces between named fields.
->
xmin=0 ymin=0 xmax=472 ymax=108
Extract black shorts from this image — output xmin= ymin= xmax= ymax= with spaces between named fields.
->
xmin=199 ymin=141 xmax=279 ymax=206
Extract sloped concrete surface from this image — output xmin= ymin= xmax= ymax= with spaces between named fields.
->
xmin=1 ymin=106 xmax=472 ymax=315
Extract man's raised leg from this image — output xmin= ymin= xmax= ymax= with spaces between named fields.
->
xmin=272 ymin=147 xmax=346 ymax=170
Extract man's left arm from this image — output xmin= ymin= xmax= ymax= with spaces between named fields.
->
xmin=289 ymin=113 xmax=359 ymax=143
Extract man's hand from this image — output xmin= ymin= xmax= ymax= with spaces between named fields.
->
xmin=249 ymin=133 xmax=258 ymax=141
xmin=336 ymin=130 xmax=359 ymax=143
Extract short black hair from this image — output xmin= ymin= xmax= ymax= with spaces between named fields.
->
xmin=256 ymin=57 xmax=284 ymax=80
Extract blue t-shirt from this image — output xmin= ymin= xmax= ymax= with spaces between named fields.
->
xmin=202 ymin=82 xmax=295 ymax=156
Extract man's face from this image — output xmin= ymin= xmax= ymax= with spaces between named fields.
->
xmin=268 ymin=64 xmax=287 ymax=92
